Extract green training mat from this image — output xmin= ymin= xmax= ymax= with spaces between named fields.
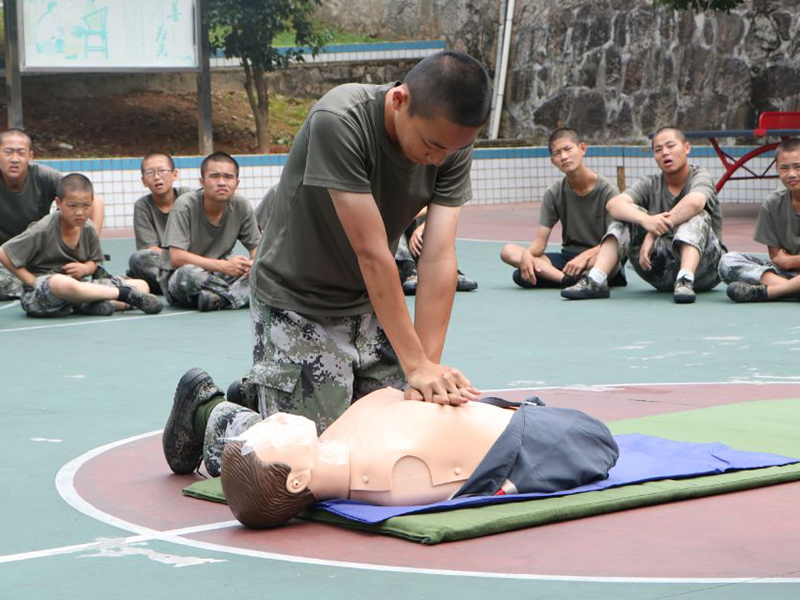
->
xmin=183 ymin=398 xmax=800 ymax=544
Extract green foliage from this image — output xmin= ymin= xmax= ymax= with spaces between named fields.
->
xmin=655 ymin=0 xmax=746 ymax=12
xmin=206 ymin=0 xmax=330 ymax=71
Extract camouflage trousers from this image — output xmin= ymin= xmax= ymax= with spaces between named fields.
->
xmin=20 ymin=273 xmax=126 ymax=317
xmin=718 ymin=252 xmax=798 ymax=285
xmin=604 ymin=210 xmax=722 ymax=292
xmin=0 ymin=265 xmax=24 ymax=300
xmin=203 ymin=400 xmax=262 ymax=477
xmin=127 ymin=249 xmax=162 ymax=294
xmin=247 ymin=293 xmax=406 ymax=433
xmin=159 ymin=264 xmax=250 ymax=309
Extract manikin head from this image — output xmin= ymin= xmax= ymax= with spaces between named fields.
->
xmin=651 ymin=126 xmax=690 ymax=175
xmin=220 ymin=413 xmax=347 ymax=529
xmin=387 ymin=51 xmax=491 ymax=167
xmin=775 ymin=138 xmax=800 ymax=196
xmin=548 ymin=128 xmax=587 ymax=175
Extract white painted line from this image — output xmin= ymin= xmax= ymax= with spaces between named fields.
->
xmin=0 ymin=300 xmax=20 ymax=311
xmin=0 ymin=309 xmax=194 ymax=334
xmin=43 ymin=386 xmax=800 ymax=584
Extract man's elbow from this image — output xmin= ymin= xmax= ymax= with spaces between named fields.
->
xmin=168 ymin=248 xmax=185 ymax=268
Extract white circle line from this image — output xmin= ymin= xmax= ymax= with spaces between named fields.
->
xmin=52 ymin=383 xmax=800 ymax=584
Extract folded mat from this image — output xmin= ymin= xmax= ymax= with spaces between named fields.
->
xmin=184 ymin=398 xmax=800 ymax=543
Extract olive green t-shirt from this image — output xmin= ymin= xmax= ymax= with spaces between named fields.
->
xmin=133 ymin=186 xmax=193 ymax=250
xmin=539 ymin=174 xmax=619 ymax=254
xmin=0 ymin=163 xmax=61 ymax=245
xmin=159 ymin=189 xmax=261 ymax=272
xmin=625 ymin=165 xmax=723 ymax=241
xmin=753 ymin=188 xmax=800 ymax=255
xmin=1 ymin=212 xmax=103 ymax=277
xmin=250 ymin=82 xmax=474 ymax=316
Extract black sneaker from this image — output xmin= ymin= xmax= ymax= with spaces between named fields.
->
xmin=673 ymin=276 xmax=696 ymax=304
xmin=402 ymin=273 xmax=418 ymax=296
xmin=726 ymin=282 xmax=769 ymax=303
xmin=198 ymin=290 xmax=223 ymax=312
xmin=560 ymin=273 xmax=581 ymax=289
xmin=456 ymin=270 xmax=478 ymax=292
xmin=226 ymin=377 xmax=260 ymax=412
xmin=162 ymin=368 xmax=225 ymax=474
xmin=79 ymin=300 xmax=115 ymax=316
xmin=561 ymin=275 xmax=610 ymax=299
xmin=125 ymin=287 xmax=163 ymax=314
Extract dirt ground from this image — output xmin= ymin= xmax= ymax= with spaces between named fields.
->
xmin=0 ymin=90 xmax=315 ymax=158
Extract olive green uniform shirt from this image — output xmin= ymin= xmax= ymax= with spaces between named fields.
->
xmin=1 ymin=212 xmax=103 ymax=277
xmin=250 ymin=82 xmax=474 ymax=317
xmin=539 ymin=175 xmax=619 ymax=254
xmin=133 ymin=186 xmax=193 ymax=250
xmin=753 ymin=188 xmax=800 ymax=255
xmin=0 ymin=163 xmax=61 ymax=245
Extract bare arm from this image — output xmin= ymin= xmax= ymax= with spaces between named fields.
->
xmin=168 ymin=247 xmax=250 ymax=278
xmin=608 ymin=192 xmax=672 ymax=236
xmin=61 ymin=260 xmax=98 ymax=279
xmin=665 ymin=191 xmax=706 ymax=228
xmin=769 ymin=246 xmax=800 ymax=272
xmin=329 ymin=189 xmax=475 ymax=405
xmin=90 ymin=195 xmax=106 ymax=238
xmin=145 ymin=245 xmax=163 ymax=254
xmin=0 ymin=248 xmax=36 ymax=287
xmin=528 ymin=225 xmax=552 ymax=257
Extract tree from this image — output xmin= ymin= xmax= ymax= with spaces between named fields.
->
xmin=655 ymin=0 xmax=746 ymax=11
xmin=206 ymin=0 xmax=329 ymax=152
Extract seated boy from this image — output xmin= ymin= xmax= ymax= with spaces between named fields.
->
xmin=127 ymin=153 xmax=192 ymax=294
xmin=719 ymin=138 xmax=800 ymax=302
xmin=158 ymin=152 xmax=261 ymax=311
xmin=562 ymin=126 xmax=723 ymax=303
xmin=500 ymin=128 xmax=626 ymax=289
xmin=0 ymin=173 xmax=162 ymax=317
xmin=394 ymin=206 xmax=478 ymax=295
xmin=162 ymin=368 xmax=619 ymax=529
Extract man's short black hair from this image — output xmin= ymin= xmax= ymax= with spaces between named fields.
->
xmin=141 ymin=152 xmax=176 ymax=173
xmin=201 ymin=152 xmax=239 ymax=177
xmin=57 ymin=173 xmax=94 ymax=199
xmin=0 ymin=128 xmax=33 ymax=148
xmin=548 ymin=128 xmax=582 ymax=152
xmin=652 ymin=126 xmax=686 ymax=146
xmin=776 ymin=138 xmax=800 ymax=161
xmin=404 ymin=51 xmax=492 ymax=128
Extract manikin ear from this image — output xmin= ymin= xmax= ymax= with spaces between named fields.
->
xmin=286 ymin=469 xmax=312 ymax=494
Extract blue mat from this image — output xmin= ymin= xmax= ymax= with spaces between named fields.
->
xmin=315 ymin=433 xmax=799 ymax=524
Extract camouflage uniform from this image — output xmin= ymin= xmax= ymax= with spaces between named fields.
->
xmin=248 ymin=293 xmax=406 ymax=433
xmin=159 ymin=264 xmax=250 ymax=309
xmin=604 ymin=210 xmax=722 ymax=292
xmin=20 ymin=273 xmax=127 ymax=317
xmin=718 ymin=252 xmax=797 ymax=285
xmin=127 ymin=249 xmax=161 ymax=293
xmin=203 ymin=400 xmax=262 ymax=477
xmin=0 ymin=266 xmax=23 ymax=300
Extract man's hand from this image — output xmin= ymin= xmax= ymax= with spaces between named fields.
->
xmin=639 ymin=233 xmax=656 ymax=271
xmin=771 ymin=249 xmax=794 ymax=271
xmin=218 ymin=255 xmax=252 ymax=277
xmin=61 ymin=262 xmax=92 ymax=279
xmin=404 ymin=359 xmax=479 ymax=406
xmin=519 ymin=250 xmax=537 ymax=284
xmin=564 ymin=252 xmax=591 ymax=277
xmin=643 ymin=212 xmax=672 ymax=237
xmin=408 ymin=223 xmax=425 ymax=258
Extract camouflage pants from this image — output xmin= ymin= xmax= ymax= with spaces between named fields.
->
xmin=20 ymin=274 xmax=126 ymax=317
xmin=0 ymin=265 xmax=23 ymax=300
xmin=604 ymin=210 xmax=722 ymax=292
xmin=203 ymin=400 xmax=262 ymax=477
xmin=159 ymin=264 xmax=250 ymax=309
xmin=127 ymin=249 xmax=162 ymax=294
xmin=718 ymin=252 xmax=798 ymax=285
xmin=248 ymin=293 xmax=406 ymax=432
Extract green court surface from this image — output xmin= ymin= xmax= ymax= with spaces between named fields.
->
xmin=2 ymin=233 xmax=799 ymax=600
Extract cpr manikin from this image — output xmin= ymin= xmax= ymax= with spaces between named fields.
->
xmin=220 ymin=387 xmax=619 ymax=529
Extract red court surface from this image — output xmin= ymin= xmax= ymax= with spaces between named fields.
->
xmin=71 ymin=382 xmax=800 ymax=580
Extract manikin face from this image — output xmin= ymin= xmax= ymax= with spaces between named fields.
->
xmin=652 ymin=130 xmax=690 ymax=174
xmin=0 ymin=133 xmax=33 ymax=183
xmin=141 ymin=155 xmax=178 ymax=196
xmin=776 ymin=148 xmax=800 ymax=195
xmin=389 ymin=87 xmax=480 ymax=167
xmin=56 ymin=190 xmax=94 ymax=228
xmin=200 ymin=159 xmax=239 ymax=203
xmin=549 ymin=136 xmax=586 ymax=174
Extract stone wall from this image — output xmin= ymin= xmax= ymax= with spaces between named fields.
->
xmin=318 ymin=0 xmax=800 ymax=143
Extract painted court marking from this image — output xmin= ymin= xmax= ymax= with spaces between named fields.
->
xmin=0 ymin=309 xmax=194 ymax=334
xmin=0 ymin=300 xmax=20 ymax=311
xmin=2 ymin=381 xmax=791 ymax=584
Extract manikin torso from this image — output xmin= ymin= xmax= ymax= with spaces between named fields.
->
xmin=319 ymin=388 xmax=512 ymax=505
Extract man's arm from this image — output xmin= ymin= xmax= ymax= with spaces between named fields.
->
xmin=329 ymin=189 xmax=475 ymax=405
xmin=168 ymin=247 xmax=250 ymax=278
xmin=90 ymin=195 xmax=105 ymax=238
xmin=664 ymin=192 xmax=706 ymax=229
xmin=0 ymin=248 xmax=36 ymax=287
xmin=607 ymin=192 xmax=671 ymax=236
xmin=61 ymin=260 xmax=98 ymax=279
xmin=768 ymin=246 xmax=800 ymax=272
